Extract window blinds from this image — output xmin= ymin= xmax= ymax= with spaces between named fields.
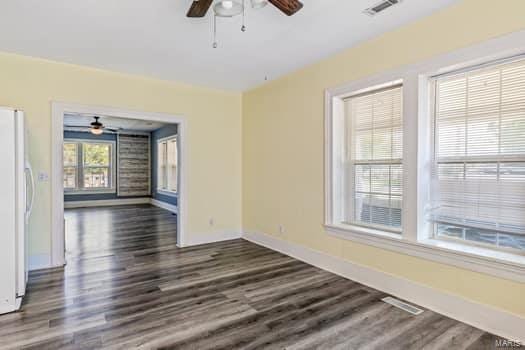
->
xmin=167 ymin=138 xmax=178 ymax=192
xmin=157 ymin=138 xmax=178 ymax=192
xmin=431 ymin=57 xmax=525 ymax=251
xmin=345 ymin=85 xmax=403 ymax=231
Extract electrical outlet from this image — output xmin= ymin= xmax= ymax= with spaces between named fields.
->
xmin=209 ymin=218 xmax=214 ymax=226
xmin=38 ymin=172 xmax=49 ymax=182
xmin=279 ymin=224 xmax=285 ymax=234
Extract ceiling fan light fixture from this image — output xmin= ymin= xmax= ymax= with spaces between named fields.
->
xmin=214 ymin=0 xmax=243 ymax=17
xmin=90 ymin=127 xmax=104 ymax=135
xmin=251 ymin=0 xmax=268 ymax=8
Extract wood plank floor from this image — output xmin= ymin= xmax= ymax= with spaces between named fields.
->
xmin=0 ymin=205 xmax=500 ymax=349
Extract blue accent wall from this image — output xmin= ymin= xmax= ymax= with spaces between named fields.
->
xmin=151 ymin=124 xmax=178 ymax=206
xmin=64 ymin=131 xmax=151 ymax=202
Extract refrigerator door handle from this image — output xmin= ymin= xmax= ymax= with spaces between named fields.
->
xmin=25 ymin=163 xmax=35 ymax=219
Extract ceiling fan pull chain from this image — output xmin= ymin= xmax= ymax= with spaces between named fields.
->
xmin=241 ymin=0 xmax=246 ymax=32
xmin=213 ymin=14 xmax=218 ymax=48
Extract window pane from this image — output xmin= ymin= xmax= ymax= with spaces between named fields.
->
xmin=355 ymin=165 xmax=370 ymax=193
xmin=84 ymin=143 xmax=110 ymax=166
xmin=436 ymin=118 xmax=466 ymax=158
xmin=84 ymin=168 xmax=110 ymax=188
xmin=466 ymin=115 xmax=499 ymax=156
xmin=372 ymin=127 xmax=392 ymax=160
xmin=391 ymin=164 xmax=403 ymax=195
xmin=499 ymin=233 xmax=525 ymax=250
xmin=355 ymin=193 xmax=401 ymax=228
xmin=63 ymin=167 xmax=76 ymax=189
xmin=167 ymin=139 xmax=177 ymax=192
xmin=500 ymin=111 xmax=525 ymax=155
xmin=370 ymin=165 xmax=390 ymax=194
xmin=63 ymin=143 xmax=77 ymax=166
xmin=351 ymin=87 xmax=403 ymax=162
xmin=436 ymin=223 xmax=464 ymax=239
xmin=354 ymin=130 xmax=372 ymax=160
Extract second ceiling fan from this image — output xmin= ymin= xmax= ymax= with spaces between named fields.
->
xmin=186 ymin=0 xmax=303 ymax=18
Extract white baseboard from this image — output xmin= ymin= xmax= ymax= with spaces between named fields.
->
xmin=243 ymin=231 xmax=525 ymax=343
xmin=150 ymin=198 xmax=178 ymax=213
xmin=183 ymin=231 xmax=242 ymax=247
xmin=64 ymin=197 xmax=150 ymax=209
xmin=28 ymin=253 xmax=53 ymax=271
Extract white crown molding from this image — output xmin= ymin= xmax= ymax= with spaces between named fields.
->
xmin=243 ymin=230 xmax=525 ymax=343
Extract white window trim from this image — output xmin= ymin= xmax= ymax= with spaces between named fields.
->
xmin=324 ymin=30 xmax=525 ymax=282
xmin=156 ymin=135 xmax=178 ymax=196
xmin=64 ymin=138 xmax=117 ymax=195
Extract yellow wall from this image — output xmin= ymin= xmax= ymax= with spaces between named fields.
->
xmin=0 ymin=52 xmax=242 ymax=260
xmin=242 ymin=0 xmax=525 ymax=317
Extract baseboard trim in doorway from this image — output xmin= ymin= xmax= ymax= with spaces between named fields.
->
xmin=150 ymin=198 xmax=178 ymax=213
xmin=242 ymin=231 xmax=525 ymax=343
xmin=64 ymin=197 xmax=150 ymax=209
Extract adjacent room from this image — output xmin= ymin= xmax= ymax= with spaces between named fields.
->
xmin=62 ymin=113 xmax=180 ymax=260
xmin=0 ymin=0 xmax=523 ymax=349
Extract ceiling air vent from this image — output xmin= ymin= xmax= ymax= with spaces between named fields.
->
xmin=364 ymin=0 xmax=402 ymax=16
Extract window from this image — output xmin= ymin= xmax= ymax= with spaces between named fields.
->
xmin=63 ymin=143 xmax=78 ymax=189
xmin=157 ymin=136 xmax=178 ymax=194
xmin=328 ymin=82 xmax=404 ymax=234
xmin=63 ymin=140 xmax=115 ymax=193
xmin=430 ymin=58 xmax=525 ymax=252
xmin=345 ymin=85 xmax=403 ymax=232
xmin=327 ymin=40 xmax=525 ymax=281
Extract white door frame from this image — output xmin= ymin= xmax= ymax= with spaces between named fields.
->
xmin=51 ymin=102 xmax=187 ymax=267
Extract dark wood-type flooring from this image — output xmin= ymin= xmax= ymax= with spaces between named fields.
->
xmin=0 ymin=205 xmax=500 ymax=349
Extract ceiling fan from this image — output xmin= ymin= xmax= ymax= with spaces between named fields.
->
xmin=186 ymin=0 xmax=303 ymax=18
xmin=187 ymin=0 xmax=304 ymax=47
xmin=65 ymin=116 xmax=121 ymax=135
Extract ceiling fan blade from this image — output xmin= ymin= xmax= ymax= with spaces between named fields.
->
xmin=268 ymin=0 xmax=303 ymax=16
xmin=187 ymin=0 xmax=213 ymax=17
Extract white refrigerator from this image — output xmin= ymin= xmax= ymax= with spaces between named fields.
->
xmin=0 ymin=107 xmax=34 ymax=314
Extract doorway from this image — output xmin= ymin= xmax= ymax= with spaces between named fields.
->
xmin=51 ymin=103 xmax=187 ymax=267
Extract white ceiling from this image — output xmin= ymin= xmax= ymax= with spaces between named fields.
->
xmin=64 ymin=113 xmax=167 ymax=132
xmin=0 ymin=0 xmax=458 ymax=91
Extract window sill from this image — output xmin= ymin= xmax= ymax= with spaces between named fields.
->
xmin=65 ymin=189 xmax=116 ymax=195
xmin=157 ymin=189 xmax=178 ymax=197
xmin=325 ymin=223 xmax=525 ymax=283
